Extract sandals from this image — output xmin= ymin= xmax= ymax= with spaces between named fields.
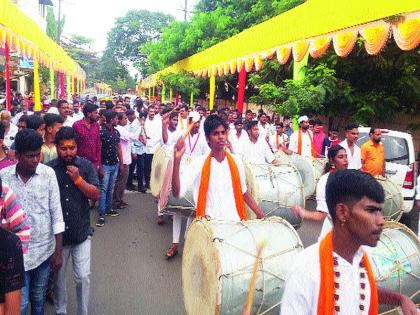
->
xmin=166 ymin=244 xmax=178 ymax=259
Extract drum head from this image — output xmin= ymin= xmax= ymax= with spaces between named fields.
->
xmin=150 ymin=146 xmax=169 ymax=197
xmin=370 ymin=222 xmax=420 ymax=314
xmin=182 ymin=219 xmax=221 ymax=315
xmin=375 ymin=176 xmax=403 ymax=221
xmin=290 ymin=155 xmax=316 ymax=199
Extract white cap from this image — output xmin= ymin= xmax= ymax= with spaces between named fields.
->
xmin=298 ymin=115 xmax=309 ymax=124
xmin=188 ymin=111 xmax=200 ymax=123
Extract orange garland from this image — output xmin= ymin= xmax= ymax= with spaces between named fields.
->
xmin=317 ymin=231 xmax=378 ymax=315
xmin=196 ymin=152 xmax=247 ymax=220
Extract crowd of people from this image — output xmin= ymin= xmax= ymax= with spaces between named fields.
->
xmin=0 ymin=94 xmax=418 ymax=315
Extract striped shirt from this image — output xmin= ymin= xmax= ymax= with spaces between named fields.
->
xmin=0 ymin=183 xmax=30 ymax=254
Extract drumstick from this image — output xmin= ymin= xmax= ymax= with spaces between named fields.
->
xmin=181 ymin=116 xmax=200 ymax=142
xmin=243 ymin=240 xmax=266 ymax=315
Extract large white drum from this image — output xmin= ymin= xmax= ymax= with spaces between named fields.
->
xmin=274 ymin=150 xmax=291 ymax=164
xmin=182 ymin=217 xmax=304 ymax=315
xmin=158 ymin=158 xmax=195 ymax=217
xmin=150 ymin=146 xmax=171 ymax=197
xmin=245 ymin=163 xmax=304 ymax=229
xmin=375 ymin=176 xmax=404 ymax=222
xmin=289 ymin=154 xmax=316 ymax=199
xmin=370 ymin=222 xmax=420 ymax=314
xmin=312 ymin=158 xmax=328 ymax=188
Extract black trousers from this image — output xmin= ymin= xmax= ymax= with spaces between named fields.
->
xmin=144 ymin=153 xmax=153 ymax=188
xmin=127 ymin=154 xmax=146 ymax=189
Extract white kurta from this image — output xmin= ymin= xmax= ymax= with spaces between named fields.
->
xmin=268 ymin=133 xmax=288 ymax=153
xmin=228 ymin=131 xmax=249 ymax=157
xmin=144 ymin=117 xmax=162 ymax=154
xmin=339 ymin=140 xmax=362 ymax=170
xmin=161 ymin=127 xmax=182 ymax=154
xmin=179 ymin=154 xmax=247 ymax=222
xmin=315 ymin=173 xmax=333 ymax=240
xmin=281 ymin=243 xmax=372 ymax=315
xmin=184 ymin=132 xmax=210 ymax=158
xmin=289 ymin=130 xmax=314 ymax=158
xmin=241 ymin=137 xmax=275 ymax=164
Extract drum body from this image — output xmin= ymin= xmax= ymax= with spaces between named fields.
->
xmin=375 ymin=176 xmax=403 ymax=221
xmin=370 ymin=222 xmax=420 ymax=314
xmin=150 ymin=146 xmax=171 ymax=197
xmin=182 ymin=217 xmax=303 ymax=315
xmin=158 ymin=158 xmax=195 ymax=217
xmin=312 ymin=158 xmax=328 ymax=188
xmin=274 ymin=150 xmax=291 ymax=164
xmin=245 ymin=163 xmax=304 ymax=228
xmin=289 ymin=154 xmax=316 ymax=198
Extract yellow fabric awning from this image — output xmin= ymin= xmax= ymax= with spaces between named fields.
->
xmin=0 ymin=0 xmax=85 ymax=80
xmin=141 ymin=0 xmax=420 ymax=87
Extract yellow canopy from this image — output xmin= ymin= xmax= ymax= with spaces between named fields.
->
xmin=141 ymin=0 xmax=420 ymax=87
xmin=0 ymin=0 xmax=85 ymax=80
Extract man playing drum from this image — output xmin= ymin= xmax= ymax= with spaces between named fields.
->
xmin=172 ymin=115 xmax=264 ymax=223
xmin=281 ymin=169 xmax=418 ymax=315
xmin=165 ymin=111 xmax=210 ymax=258
xmin=241 ymin=120 xmax=279 ymax=165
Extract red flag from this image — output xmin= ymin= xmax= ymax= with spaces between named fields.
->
xmin=236 ymin=66 xmax=246 ymax=113
xmin=5 ymin=42 xmax=11 ymax=111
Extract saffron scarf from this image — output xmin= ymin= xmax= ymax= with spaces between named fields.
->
xmin=297 ymin=129 xmax=316 ymax=157
xmin=317 ymin=231 xmax=378 ymax=315
xmin=196 ymin=152 xmax=247 ymax=220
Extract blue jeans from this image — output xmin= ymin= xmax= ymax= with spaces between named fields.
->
xmin=98 ymin=164 xmax=119 ymax=217
xmin=21 ymin=256 xmax=52 ymax=315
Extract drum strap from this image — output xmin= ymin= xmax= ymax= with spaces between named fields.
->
xmin=297 ymin=129 xmax=316 ymax=157
xmin=196 ymin=152 xmax=247 ymax=220
xmin=317 ymin=231 xmax=378 ymax=315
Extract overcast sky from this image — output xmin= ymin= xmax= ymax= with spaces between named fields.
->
xmin=52 ymin=0 xmax=198 ymax=53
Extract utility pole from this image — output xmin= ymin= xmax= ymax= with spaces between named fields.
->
xmin=57 ymin=0 xmax=62 ymax=44
xmin=183 ymin=0 xmax=187 ymax=21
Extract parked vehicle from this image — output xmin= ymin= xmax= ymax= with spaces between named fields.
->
xmin=357 ymin=127 xmax=417 ymax=215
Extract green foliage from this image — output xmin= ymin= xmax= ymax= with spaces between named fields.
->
xmin=61 ymin=34 xmax=100 ymax=86
xmin=157 ymin=72 xmax=201 ymax=96
xmin=105 ymin=10 xmax=174 ymax=76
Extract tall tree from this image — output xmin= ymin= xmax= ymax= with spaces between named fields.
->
xmin=61 ymin=34 xmax=100 ymax=86
xmin=105 ymin=10 xmax=174 ymax=76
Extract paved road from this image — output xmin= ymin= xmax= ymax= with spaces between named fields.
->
xmin=44 ymin=192 xmax=322 ymax=315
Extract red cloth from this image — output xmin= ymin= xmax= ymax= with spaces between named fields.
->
xmin=313 ymin=131 xmax=326 ymax=155
xmin=59 ymin=73 xmax=66 ymax=99
xmin=5 ymin=42 xmax=11 ymax=111
xmin=236 ymin=67 xmax=246 ymax=113
xmin=73 ymin=119 xmax=102 ymax=168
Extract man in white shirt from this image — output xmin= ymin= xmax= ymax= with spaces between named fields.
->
xmin=289 ymin=115 xmax=317 ymax=159
xmin=144 ymin=107 xmax=162 ymax=190
xmin=57 ymin=100 xmax=76 ymax=127
xmin=164 ymin=111 xmax=209 ymax=259
xmin=257 ymin=112 xmax=271 ymax=140
xmin=113 ymin=112 xmax=142 ymax=209
xmin=72 ymin=100 xmax=84 ymax=121
xmin=11 ymin=101 xmax=34 ymax=126
xmin=339 ymin=123 xmax=362 ymax=170
xmin=1 ymin=110 xmax=18 ymax=149
xmin=177 ymin=105 xmax=189 ymax=133
xmin=242 ymin=120 xmax=278 ymax=164
xmin=228 ymin=119 xmax=248 ymax=158
xmin=268 ymin=122 xmax=291 ymax=155
xmin=281 ymin=170 xmax=417 ymax=315
xmin=171 ymin=115 xmax=264 ymax=222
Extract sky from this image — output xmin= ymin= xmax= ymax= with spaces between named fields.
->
xmin=52 ymin=0 xmax=198 ymax=53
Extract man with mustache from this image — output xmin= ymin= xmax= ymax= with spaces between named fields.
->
xmin=48 ymin=127 xmax=99 ymax=315
xmin=361 ymin=127 xmax=385 ymax=177
xmin=281 ymin=169 xmax=417 ymax=315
